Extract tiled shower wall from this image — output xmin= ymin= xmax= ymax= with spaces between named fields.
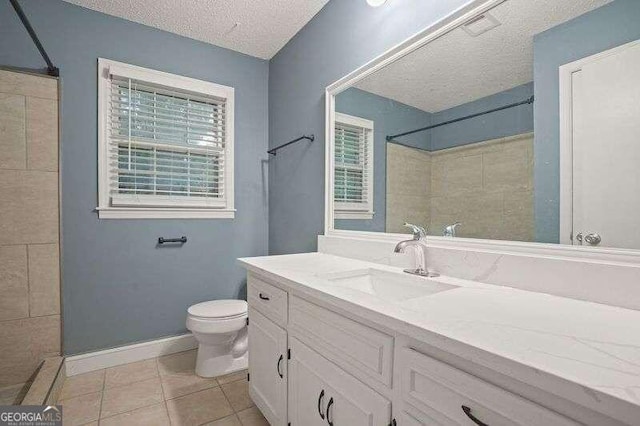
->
xmin=0 ymin=70 xmax=60 ymax=389
xmin=386 ymin=133 xmax=534 ymax=241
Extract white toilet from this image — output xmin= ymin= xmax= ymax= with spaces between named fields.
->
xmin=186 ymin=299 xmax=248 ymax=378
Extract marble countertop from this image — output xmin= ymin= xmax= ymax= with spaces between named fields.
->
xmin=238 ymin=252 xmax=640 ymax=424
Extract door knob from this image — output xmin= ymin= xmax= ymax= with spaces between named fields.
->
xmin=584 ymin=233 xmax=601 ymax=245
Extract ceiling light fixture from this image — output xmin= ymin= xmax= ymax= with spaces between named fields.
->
xmin=367 ymin=0 xmax=387 ymax=7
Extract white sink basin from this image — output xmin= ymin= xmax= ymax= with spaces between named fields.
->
xmin=318 ymin=268 xmax=457 ymax=303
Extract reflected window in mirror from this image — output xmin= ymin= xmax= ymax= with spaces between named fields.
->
xmin=334 ymin=113 xmax=374 ymax=220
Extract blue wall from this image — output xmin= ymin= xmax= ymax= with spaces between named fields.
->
xmin=533 ymin=0 xmax=640 ymax=243
xmin=334 ymin=87 xmax=431 ymax=232
xmin=0 ymin=0 xmax=269 ymax=354
xmin=430 ymin=82 xmax=534 ymax=151
xmin=268 ymin=0 xmax=470 ymax=254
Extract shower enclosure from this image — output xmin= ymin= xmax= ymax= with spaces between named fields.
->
xmin=0 ymin=68 xmax=61 ymax=404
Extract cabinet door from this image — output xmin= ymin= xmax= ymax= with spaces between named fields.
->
xmin=248 ymin=307 xmax=287 ymax=426
xmin=289 ymin=337 xmax=391 ymax=426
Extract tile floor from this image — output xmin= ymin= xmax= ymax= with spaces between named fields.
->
xmin=57 ymin=350 xmax=267 ymax=426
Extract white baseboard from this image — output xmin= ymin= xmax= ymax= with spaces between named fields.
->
xmin=65 ymin=333 xmax=197 ymax=376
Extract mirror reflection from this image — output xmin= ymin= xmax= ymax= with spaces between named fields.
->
xmin=332 ymin=0 xmax=640 ymax=250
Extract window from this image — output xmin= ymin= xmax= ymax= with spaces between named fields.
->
xmin=334 ymin=113 xmax=374 ymax=219
xmin=97 ymin=59 xmax=234 ymax=219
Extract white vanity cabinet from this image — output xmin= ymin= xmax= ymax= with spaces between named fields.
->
xmin=246 ymin=272 xmax=600 ymax=426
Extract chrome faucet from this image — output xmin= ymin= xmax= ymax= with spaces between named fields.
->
xmin=443 ymin=222 xmax=461 ymax=237
xmin=394 ymin=223 xmax=439 ymax=277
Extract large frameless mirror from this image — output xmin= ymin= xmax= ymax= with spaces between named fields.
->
xmin=328 ymin=0 xmax=640 ymax=251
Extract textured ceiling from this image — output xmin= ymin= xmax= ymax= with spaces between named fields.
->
xmin=62 ymin=0 xmax=329 ymax=59
xmin=355 ymin=0 xmax=612 ymax=112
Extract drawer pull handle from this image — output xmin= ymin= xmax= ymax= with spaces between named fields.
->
xmin=462 ymin=405 xmax=489 ymax=426
xmin=276 ymin=354 xmax=284 ymax=378
xmin=318 ymin=389 xmax=325 ymax=419
xmin=326 ymin=397 xmax=334 ymax=426
xmin=259 ymin=293 xmax=270 ymax=301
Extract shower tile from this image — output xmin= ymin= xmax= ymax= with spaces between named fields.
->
xmin=0 ymin=93 xmax=26 ymax=170
xmin=26 ymin=97 xmax=58 ymax=172
xmin=0 ymin=315 xmax=60 ymax=387
xmin=0 ymin=70 xmax=58 ymax=100
xmin=28 ymin=244 xmax=60 ymax=317
xmin=0 ymin=245 xmax=29 ymax=321
xmin=0 ymin=170 xmax=59 ymax=245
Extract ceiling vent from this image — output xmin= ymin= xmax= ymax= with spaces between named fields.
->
xmin=462 ymin=13 xmax=501 ymax=37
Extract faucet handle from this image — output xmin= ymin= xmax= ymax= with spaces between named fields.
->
xmin=404 ymin=223 xmax=427 ymax=240
xmin=444 ymin=222 xmax=461 ymax=237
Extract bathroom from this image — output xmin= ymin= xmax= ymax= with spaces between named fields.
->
xmin=0 ymin=0 xmax=639 ymax=424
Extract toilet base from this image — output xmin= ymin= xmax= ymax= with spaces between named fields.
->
xmin=195 ymin=345 xmax=248 ymax=378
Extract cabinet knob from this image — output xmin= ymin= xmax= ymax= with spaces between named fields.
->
xmin=259 ymin=293 xmax=270 ymax=301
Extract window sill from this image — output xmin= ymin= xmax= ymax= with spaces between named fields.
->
xmin=334 ymin=211 xmax=375 ymax=220
xmin=97 ymin=207 xmax=236 ymax=219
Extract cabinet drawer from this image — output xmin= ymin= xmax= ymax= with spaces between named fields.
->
xmin=289 ymin=296 xmax=394 ymax=387
xmin=399 ymin=347 xmax=579 ymax=426
xmin=248 ymin=275 xmax=288 ymax=327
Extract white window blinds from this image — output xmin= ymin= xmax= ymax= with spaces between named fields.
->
xmin=334 ymin=114 xmax=373 ymax=214
xmin=108 ymin=76 xmax=227 ymax=208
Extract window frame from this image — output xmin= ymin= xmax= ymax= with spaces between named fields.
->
xmin=97 ymin=58 xmax=235 ymax=219
xmin=333 ymin=112 xmax=374 ymax=220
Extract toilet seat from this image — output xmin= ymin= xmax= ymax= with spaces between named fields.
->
xmin=188 ymin=300 xmax=247 ymax=320
xmin=186 ymin=300 xmax=247 ymax=335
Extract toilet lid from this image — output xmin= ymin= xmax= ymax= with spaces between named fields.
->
xmin=188 ymin=300 xmax=247 ymax=319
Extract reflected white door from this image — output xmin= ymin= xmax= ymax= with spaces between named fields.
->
xmin=567 ymin=40 xmax=640 ymax=249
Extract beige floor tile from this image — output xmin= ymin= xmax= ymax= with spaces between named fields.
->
xmin=59 ymin=370 xmax=105 ymax=401
xmin=100 ymin=402 xmax=170 ymax=426
xmin=220 ymin=379 xmax=253 ymax=412
xmin=166 ymin=387 xmax=233 ymax=426
xmin=0 ymin=93 xmax=26 ymax=170
xmin=161 ymin=372 xmax=217 ymax=400
xmin=28 ymin=243 xmax=60 ymax=317
xmin=205 ymin=414 xmax=242 ymax=426
xmin=59 ymin=391 xmax=101 ymax=426
xmin=236 ymin=407 xmax=269 ymax=426
xmin=100 ymin=377 xmax=163 ymax=418
xmin=157 ymin=350 xmax=196 ymax=376
xmin=105 ymin=359 xmax=158 ymax=388
xmin=0 ymin=245 xmax=28 ymax=321
xmin=216 ymin=369 xmax=247 ymax=385
xmin=26 ymin=97 xmax=58 ymax=172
